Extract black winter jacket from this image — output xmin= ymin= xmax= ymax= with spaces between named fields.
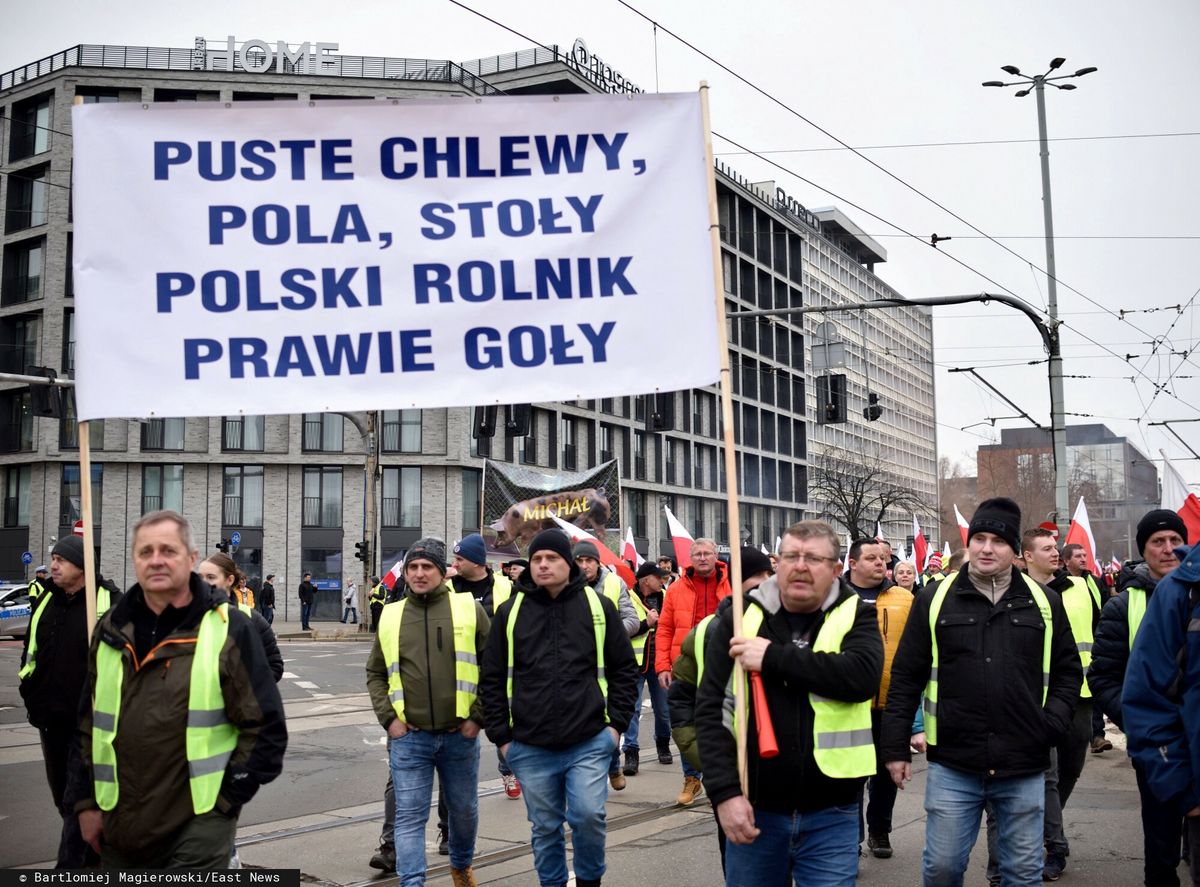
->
xmin=696 ymin=577 xmax=883 ymax=814
xmin=1088 ymin=562 xmax=1158 ymax=731
xmin=881 ymin=566 xmax=1082 ymax=777
xmin=480 ymin=565 xmax=638 ymax=749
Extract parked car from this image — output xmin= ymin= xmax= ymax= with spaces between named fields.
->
xmin=0 ymin=584 xmax=32 ymax=640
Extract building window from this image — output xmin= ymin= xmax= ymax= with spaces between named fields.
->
xmin=62 ymin=309 xmax=75 ymax=375
xmin=60 ymin=393 xmax=104 ymax=450
xmin=462 ymin=468 xmax=481 ymax=533
xmin=599 ymin=424 xmax=614 ymax=463
xmin=77 ymin=88 xmax=121 ymax=104
xmin=470 ymin=432 xmax=490 ymax=458
xmin=381 ymin=409 xmax=421 ymax=453
xmin=0 ymin=390 xmax=32 ymax=453
xmin=2 ymin=238 xmax=45 ymax=305
xmin=633 ymin=430 xmax=647 ymax=480
xmin=0 ymin=314 xmax=38 ymax=374
xmin=61 ymin=463 xmax=103 ymax=526
xmin=302 ymin=412 xmax=343 ymax=452
xmin=223 ymin=465 xmax=264 ymax=527
xmin=3 ymin=465 xmax=31 ymax=527
xmin=142 ymin=417 xmax=186 ymax=451
xmin=518 ymin=414 xmax=538 ymax=465
xmin=561 ymin=416 xmax=577 ymax=470
xmin=5 ymin=164 xmax=48 ymax=233
xmin=9 ymin=94 xmax=51 ymax=161
xmin=142 ymin=464 xmax=184 ymax=514
xmin=302 ymin=466 xmax=342 ymax=528
xmin=382 ymin=466 xmax=421 ymax=528
xmin=222 ymin=415 xmax=265 ymax=451
xmin=301 ymin=548 xmax=341 ymax=588
xmin=630 ymin=489 xmax=647 ymax=538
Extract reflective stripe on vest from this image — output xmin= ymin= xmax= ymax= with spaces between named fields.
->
xmin=28 ymin=578 xmax=45 ymax=603
xmin=924 ymin=572 xmax=1052 ymax=746
xmin=1128 ymin=588 xmax=1148 ymax=651
xmin=491 ymin=574 xmax=513 ymax=612
xmin=378 ymin=591 xmax=479 ymax=723
xmin=93 ymin=604 xmax=237 ymax=814
xmin=20 ymin=585 xmax=113 ymax=681
xmin=1061 ymin=576 xmax=1096 ymax=698
xmin=730 ymin=597 xmax=875 ymax=778
xmin=506 ymin=586 xmax=607 ymax=727
xmin=1085 ymin=575 xmax=1102 ymax=609
xmin=628 ymin=589 xmax=650 ymax=665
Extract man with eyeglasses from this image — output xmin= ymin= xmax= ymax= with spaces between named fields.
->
xmin=696 ymin=521 xmax=882 ymax=886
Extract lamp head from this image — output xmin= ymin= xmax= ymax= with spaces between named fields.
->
xmin=1000 ymin=65 xmax=1021 ymax=75
xmin=1049 ymin=57 xmax=1066 ymax=70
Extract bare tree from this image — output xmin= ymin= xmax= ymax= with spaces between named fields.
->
xmin=809 ymin=445 xmax=931 ymax=539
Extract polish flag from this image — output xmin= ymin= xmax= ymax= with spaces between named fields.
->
xmin=549 ymin=515 xmax=635 ymax=587
xmin=381 ymin=560 xmax=403 ymax=590
xmin=622 ymin=527 xmax=644 ymax=569
xmin=842 ymin=533 xmax=852 ymax=572
xmin=953 ymin=504 xmax=970 ymax=547
xmin=1110 ymin=554 xmax=1122 ymax=573
xmin=912 ymin=514 xmax=929 ymax=572
xmin=1160 ymin=450 xmax=1200 ymax=544
xmin=760 ymin=543 xmax=770 ymax=555
xmin=663 ymin=504 xmax=695 ymax=571
xmin=875 ymin=522 xmax=885 ymax=542
xmin=942 ymin=541 xmax=952 ymax=560
xmin=774 ymin=536 xmax=782 ymax=554
xmin=1063 ymin=498 xmax=1098 ymax=575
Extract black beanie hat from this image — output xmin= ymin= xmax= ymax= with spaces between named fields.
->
xmin=404 ymin=536 xmax=447 ymax=574
xmin=740 ymin=547 xmax=774 ymax=579
xmin=967 ymin=497 xmax=1022 ymax=553
xmin=528 ymin=529 xmax=574 ymax=565
xmin=52 ymin=534 xmax=86 ymax=570
xmin=1136 ymin=509 xmax=1188 ymax=555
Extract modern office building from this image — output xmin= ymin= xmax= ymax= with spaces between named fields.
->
xmin=0 ymin=37 xmax=937 ymax=612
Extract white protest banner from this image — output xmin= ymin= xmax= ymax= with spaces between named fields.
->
xmin=71 ymin=93 xmax=720 ymax=419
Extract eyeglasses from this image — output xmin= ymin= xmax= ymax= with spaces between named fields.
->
xmin=778 ymin=552 xmax=839 ymax=567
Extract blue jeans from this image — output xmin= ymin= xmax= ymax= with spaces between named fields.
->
xmin=923 ymin=761 xmax=1043 ymax=887
xmin=389 ymin=729 xmax=479 ymax=884
xmin=505 ymin=728 xmax=613 ymax=887
xmin=724 ymin=804 xmax=859 ymax=887
xmin=261 ymin=606 xmax=273 ymax=625
xmin=610 ymin=671 xmax=671 ymax=771
xmin=300 ymin=600 xmax=312 ymax=629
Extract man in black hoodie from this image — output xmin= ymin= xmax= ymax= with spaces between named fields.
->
xmin=696 ymin=521 xmax=882 ymax=886
xmin=19 ymin=535 xmax=121 ymax=868
xmin=480 ymin=528 xmax=637 ymax=887
xmin=881 ymin=498 xmax=1081 ymax=886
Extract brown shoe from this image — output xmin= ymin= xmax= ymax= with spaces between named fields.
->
xmin=609 ymin=770 xmax=626 ymax=791
xmin=450 ymin=866 xmax=478 ymax=887
xmin=676 ymin=775 xmax=703 ymax=806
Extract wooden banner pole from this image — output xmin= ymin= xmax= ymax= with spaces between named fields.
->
xmin=698 ymin=82 xmax=748 ymax=792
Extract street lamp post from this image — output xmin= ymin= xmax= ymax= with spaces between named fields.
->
xmin=983 ymin=58 xmax=1097 ymax=535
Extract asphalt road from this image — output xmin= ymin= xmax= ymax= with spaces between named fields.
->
xmin=0 ymin=637 xmax=1154 ymax=884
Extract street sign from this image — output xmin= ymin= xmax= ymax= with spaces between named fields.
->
xmin=21 ymin=551 xmax=32 ymax=565
xmin=230 ymin=531 xmax=242 ymax=546
xmin=73 ymin=520 xmax=84 ymax=537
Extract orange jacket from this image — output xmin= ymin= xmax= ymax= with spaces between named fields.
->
xmin=873 ymin=585 xmax=914 ymax=709
xmin=655 ymin=563 xmax=731 ymax=675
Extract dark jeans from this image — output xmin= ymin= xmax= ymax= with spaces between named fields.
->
xmin=371 ymin=603 xmax=384 ymax=633
xmin=300 ymin=600 xmax=312 ymax=629
xmin=1134 ymin=758 xmax=1190 ymax=887
xmin=100 ymin=811 xmax=236 ymax=870
xmin=341 ymin=607 xmax=358 ymax=623
xmin=862 ymin=710 xmax=898 ymax=837
xmin=1091 ymin=700 xmax=1105 ymax=739
xmin=39 ymin=726 xmax=97 ymax=868
xmin=260 ymin=606 xmax=274 ymax=625
xmin=1044 ymin=700 xmax=1092 ymax=855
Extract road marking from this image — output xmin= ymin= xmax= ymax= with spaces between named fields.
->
xmin=311 ymin=653 xmax=337 ymax=659
xmin=293 ymin=680 xmax=320 ymax=689
xmin=281 ymin=672 xmax=299 ymax=679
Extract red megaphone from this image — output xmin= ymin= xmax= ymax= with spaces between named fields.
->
xmin=749 ymin=671 xmax=779 ymax=758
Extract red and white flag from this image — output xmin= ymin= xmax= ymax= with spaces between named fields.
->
xmin=953 ymin=504 xmax=970 ymax=547
xmin=942 ymin=541 xmax=952 ymax=560
xmin=550 ymin=514 xmax=635 ymax=587
xmin=1063 ymin=497 xmax=1098 ymax=574
xmin=912 ymin=514 xmax=929 ymax=572
xmin=664 ymin=504 xmax=695 ymax=571
xmin=842 ymin=533 xmax=852 ymax=572
xmin=875 ymin=522 xmax=885 ymax=542
xmin=622 ymin=527 xmax=644 ymax=569
xmin=1161 ymin=449 xmax=1200 ymax=544
xmin=1110 ymin=554 xmax=1122 ymax=573
xmin=381 ymin=560 xmax=403 ymax=590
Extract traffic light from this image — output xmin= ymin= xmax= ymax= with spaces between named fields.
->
xmin=354 ymin=540 xmax=370 ymax=563
xmin=863 ymin=392 xmax=883 ymax=422
xmin=215 ymin=538 xmax=231 ymax=554
xmin=28 ymin=367 xmax=63 ymax=418
xmin=816 ymin=374 xmax=847 ymax=424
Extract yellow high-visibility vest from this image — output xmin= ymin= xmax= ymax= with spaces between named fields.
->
xmin=378 ymin=592 xmax=479 ymax=723
xmin=1128 ymin=588 xmax=1148 ymax=650
xmin=1061 ymin=576 xmax=1096 ymax=698
xmin=20 ymin=585 xmax=113 ymax=681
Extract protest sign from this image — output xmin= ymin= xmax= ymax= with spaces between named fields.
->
xmin=481 ymin=458 xmax=620 ymax=556
xmin=70 ymin=93 xmax=720 ymax=419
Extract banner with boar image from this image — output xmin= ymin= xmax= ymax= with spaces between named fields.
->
xmin=482 ymin=458 xmax=621 ymax=557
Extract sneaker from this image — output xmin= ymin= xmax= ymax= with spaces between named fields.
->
xmin=676 ymin=775 xmax=703 ymax=806
xmin=450 ymin=867 xmax=479 ymax=887
xmin=1091 ymin=735 xmax=1113 ymax=753
xmin=437 ymin=825 xmax=449 ymax=856
xmin=867 ymin=832 xmax=893 ymax=859
xmin=1044 ymin=851 xmax=1066 ymax=881
xmin=622 ymin=749 xmax=640 ymax=776
xmin=656 ymin=740 xmax=673 ymax=765
xmin=502 ymin=773 xmax=522 ymax=799
xmin=609 ymin=770 xmax=626 ymax=791
xmin=369 ymin=846 xmax=396 ymax=873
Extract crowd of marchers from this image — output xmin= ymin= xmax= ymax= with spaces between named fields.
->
xmin=16 ymin=499 xmax=1200 ymax=887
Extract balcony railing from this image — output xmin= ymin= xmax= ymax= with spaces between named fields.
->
xmin=141 ymin=495 xmax=162 ymax=513
xmin=223 ymin=418 xmax=244 ymax=450
xmin=222 ymin=496 xmax=242 ymax=526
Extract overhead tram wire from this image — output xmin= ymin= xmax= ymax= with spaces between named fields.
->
xmin=1136 ymin=282 xmax=1200 ymax=420
xmin=713 ymin=130 xmax=1200 ymax=155
xmin=615 ymin=0 xmax=1174 ymax=355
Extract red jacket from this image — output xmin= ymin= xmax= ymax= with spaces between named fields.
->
xmin=654 ymin=563 xmax=731 ymax=675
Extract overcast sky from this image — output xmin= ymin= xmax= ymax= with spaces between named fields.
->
xmin=5 ymin=0 xmax=1199 ymax=488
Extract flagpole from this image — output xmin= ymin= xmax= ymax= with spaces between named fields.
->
xmin=699 ymin=82 xmax=748 ymax=792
